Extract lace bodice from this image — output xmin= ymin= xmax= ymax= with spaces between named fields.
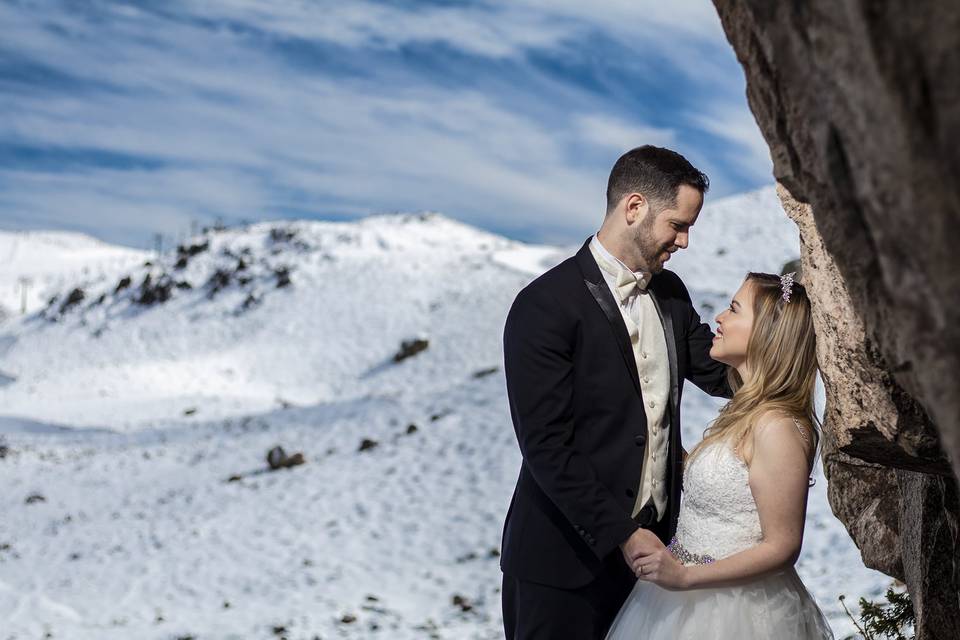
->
xmin=672 ymin=441 xmax=762 ymax=564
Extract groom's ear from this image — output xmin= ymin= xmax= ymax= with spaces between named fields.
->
xmin=624 ymin=192 xmax=650 ymax=224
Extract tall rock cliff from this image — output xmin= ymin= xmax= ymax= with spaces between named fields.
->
xmin=710 ymin=2 xmax=960 ymax=636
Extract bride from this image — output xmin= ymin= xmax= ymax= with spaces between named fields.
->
xmin=606 ymin=272 xmax=834 ymax=639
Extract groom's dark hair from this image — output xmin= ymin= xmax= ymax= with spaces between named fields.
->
xmin=606 ymin=145 xmax=709 ymax=215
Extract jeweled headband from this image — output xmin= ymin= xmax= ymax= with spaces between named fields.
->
xmin=780 ymin=271 xmax=796 ymax=303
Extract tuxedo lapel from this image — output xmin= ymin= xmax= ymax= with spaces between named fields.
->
xmin=575 ymin=239 xmax=642 ymax=398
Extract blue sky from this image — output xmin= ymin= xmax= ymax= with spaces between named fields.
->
xmin=0 ymin=0 xmax=772 ymax=248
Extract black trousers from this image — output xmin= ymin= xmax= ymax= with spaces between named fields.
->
xmin=501 ymin=552 xmax=637 ymax=640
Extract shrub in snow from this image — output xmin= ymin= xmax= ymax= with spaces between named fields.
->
xmin=59 ymin=287 xmax=85 ymax=314
xmin=114 ymin=275 xmax=132 ymax=293
xmin=240 ymin=293 xmax=261 ymax=311
xmin=269 ymin=227 xmax=298 ymax=244
xmin=452 ymin=594 xmax=474 ymax=612
xmin=358 ymin=438 xmax=379 ymax=452
xmin=135 ymin=274 xmax=174 ymax=306
xmin=393 ymin=338 xmax=429 ymax=362
xmin=275 ymin=266 xmax=292 ymax=288
xmin=207 ymin=269 xmax=232 ymax=297
xmin=177 ymin=240 xmax=209 ymax=259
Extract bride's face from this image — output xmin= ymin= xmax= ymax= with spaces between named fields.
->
xmin=710 ymin=279 xmax=755 ymax=368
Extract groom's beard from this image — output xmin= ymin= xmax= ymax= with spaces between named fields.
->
xmin=635 ymin=214 xmax=666 ymax=274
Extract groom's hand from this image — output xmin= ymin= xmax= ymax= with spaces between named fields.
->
xmin=619 ymin=528 xmax=662 ymax=566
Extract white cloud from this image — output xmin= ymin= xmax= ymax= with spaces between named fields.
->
xmin=131 ymin=0 xmax=725 ymax=60
xmin=0 ymin=0 xmax=771 ymax=246
xmin=690 ymin=103 xmax=774 ymax=184
xmin=576 ymin=114 xmax=676 ymax=153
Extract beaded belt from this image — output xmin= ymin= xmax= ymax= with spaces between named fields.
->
xmin=666 ymin=536 xmax=716 ymax=565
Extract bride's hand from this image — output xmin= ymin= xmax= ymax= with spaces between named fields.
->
xmin=620 ymin=528 xmax=663 ymax=567
xmin=633 ymin=548 xmax=689 ymax=590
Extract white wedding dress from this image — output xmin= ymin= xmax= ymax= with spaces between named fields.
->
xmin=605 ymin=440 xmax=834 ymax=639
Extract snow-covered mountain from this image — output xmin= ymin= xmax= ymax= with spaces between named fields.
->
xmin=0 ymin=213 xmax=561 ymax=430
xmin=0 ymin=230 xmax=148 ymax=320
xmin=0 ymin=187 xmax=887 ymax=639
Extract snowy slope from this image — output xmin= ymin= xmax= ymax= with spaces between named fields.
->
xmin=0 ymin=230 xmax=148 ymax=320
xmin=0 ymin=214 xmax=555 ymax=430
xmin=0 ymin=188 xmax=888 ymax=639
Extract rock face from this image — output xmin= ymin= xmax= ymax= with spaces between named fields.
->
xmin=709 ymin=2 xmax=960 ymax=635
xmin=780 ymin=186 xmax=958 ymax=635
xmin=711 ymin=1 xmax=960 ymax=474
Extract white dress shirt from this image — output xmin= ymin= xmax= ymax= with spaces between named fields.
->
xmin=589 ymin=234 xmax=671 ymax=520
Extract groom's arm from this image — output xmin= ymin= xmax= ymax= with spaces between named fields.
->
xmin=503 ymin=286 xmax=638 ymax=560
xmin=675 ymin=279 xmax=732 ymax=399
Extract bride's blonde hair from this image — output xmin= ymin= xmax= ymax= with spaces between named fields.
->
xmin=688 ymin=272 xmax=819 ymax=465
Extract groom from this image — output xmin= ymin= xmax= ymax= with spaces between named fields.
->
xmin=500 ymin=146 xmax=731 ymax=639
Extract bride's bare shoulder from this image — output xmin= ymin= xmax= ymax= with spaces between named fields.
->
xmin=750 ymin=410 xmax=815 ymax=465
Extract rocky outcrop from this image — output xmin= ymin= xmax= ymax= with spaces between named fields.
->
xmin=709 ymin=2 xmax=960 ymax=634
xmin=711 ymin=1 xmax=960 ymax=477
xmin=779 ymin=186 xmax=959 ymax=634
xmin=779 ymin=187 xmax=950 ymax=476
xmin=897 ymin=469 xmax=960 ymax=637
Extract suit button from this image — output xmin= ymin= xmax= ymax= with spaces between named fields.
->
xmin=625 ymin=488 xmax=635 ymax=498
xmin=635 ymin=434 xmax=646 ymax=447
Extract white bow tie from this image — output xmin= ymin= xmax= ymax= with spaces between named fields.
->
xmin=592 ymin=249 xmax=649 ymax=303
xmin=612 ymin=268 xmax=648 ymax=302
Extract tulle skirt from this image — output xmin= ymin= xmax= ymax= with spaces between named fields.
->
xmin=604 ymin=567 xmax=834 ymax=640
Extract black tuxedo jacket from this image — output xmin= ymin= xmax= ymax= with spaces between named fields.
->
xmin=500 ymin=238 xmax=731 ymax=588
